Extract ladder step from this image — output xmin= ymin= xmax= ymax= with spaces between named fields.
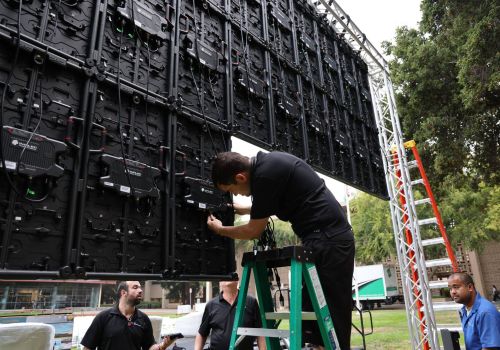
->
xmin=429 ymin=280 xmax=449 ymax=289
xmin=265 ymin=311 xmax=317 ymax=320
xmin=422 ymin=237 xmax=445 ymax=246
xmin=407 ymin=160 xmax=418 ymax=169
xmin=425 ymin=258 xmax=452 ymax=268
xmin=411 ymin=178 xmax=424 ymax=186
xmin=437 ymin=325 xmax=463 ymax=332
xmin=415 ymin=198 xmax=431 ymax=206
xmin=431 ymin=302 xmax=462 ymax=311
xmin=237 ymin=327 xmax=290 ymax=338
xmin=418 ymin=217 xmax=438 ymax=226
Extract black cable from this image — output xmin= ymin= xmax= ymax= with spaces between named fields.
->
xmin=201 ymin=7 xmax=228 ymax=153
xmin=271 ymin=17 xmax=283 ymax=76
xmin=0 ymin=1 xmax=54 ymax=203
xmin=144 ymin=39 xmax=151 ymax=146
xmin=189 ymin=66 xmax=217 ymax=153
xmin=53 ymin=0 xmax=63 ymax=31
xmin=236 ymin=0 xmax=253 ymax=123
xmin=193 ymin=0 xmax=228 ymax=152
xmin=24 ymin=178 xmax=51 ymax=202
xmin=189 ymin=0 xmax=220 ymax=154
xmin=116 ymin=21 xmax=136 ymax=198
xmin=207 ymin=71 xmax=224 ymax=126
xmin=250 ymin=216 xmax=284 ymax=309
xmin=126 ymin=1 xmax=159 ymax=214
xmin=273 ymin=267 xmax=285 ymax=307
xmin=0 ymin=0 xmax=24 ymax=198
xmin=18 ymin=60 xmax=45 ymax=169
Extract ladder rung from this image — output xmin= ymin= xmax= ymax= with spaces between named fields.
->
xmin=429 ymin=280 xmax=449 ymax=289
xmin=418 ymin=217 xmax=438 ymax=226
xmin=265 ymin=311 xmax=317 ymax=320
xmin=237 ymin=327 xmax=290 ymax=338
xmin=415 ymin=198 xmax=431 ymax=206
xmin=431 ymin=302 xmax=462 ymax=311
xmin=437 ymin=325 xmax=463 ymax=332
xmin=407 ymin=160 xmax=418 ymax=169
xmin=422 ymin=237 xmax=445 ymax=246
xmin=425 ymin=258 xmax=452 ymax=268
xmin=411 ymin=178 xmax=424 ymax=186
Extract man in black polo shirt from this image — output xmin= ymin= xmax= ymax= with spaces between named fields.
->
xmin=81 ymin=281 xmax=175 ymax=350
xmin=207 ymin=151 xmax=355 ymax=350
xmin=194 ymin=280 xmax=266 ymax=350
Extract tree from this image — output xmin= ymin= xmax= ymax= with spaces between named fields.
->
xmin=439 ymin=182 xmax=500 ymax=249
xmin=350 ymin=193 xmax=395 ymax=264
xmin=350 ymin=183 xmax=499 ymax=262
xmin=384 ymin=0 xmax=499 ymax=189
xmin=234 ymin=215 xmax=298 ymax=252
xmin=377 ymin=0 xmax=500 ymax=254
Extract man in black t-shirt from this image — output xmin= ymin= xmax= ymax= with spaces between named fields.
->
xmin=194 ymin=281 xmax=266 ymax=350
xmin=81 ymin=281 xmax=175 ymax=350
xmin=207 ymin=151 xmax=355 ymax=350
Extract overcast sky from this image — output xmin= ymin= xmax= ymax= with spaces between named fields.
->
xmin=232 ymin=0 xmax=422 ymax=204
xmin=334 ymin=0 xmax=421 ymax=54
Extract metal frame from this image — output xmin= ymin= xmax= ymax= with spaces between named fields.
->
xmin=230 ymin=247 xmax=339 ymax=350
xmin=312 ymin=0 xmax=440 ymax=348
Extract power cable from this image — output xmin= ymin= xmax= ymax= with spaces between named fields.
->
xmin=17 ymin=60 xmax=45 ymax=170
xmin=0 ymin=0 xmax=32 ymax=199
xmin=236 ymin=0 xmax=254 ymax=119
xmin=116 ymin=20 xmax=136 ymax=198
xmin=189 ymin=0 xmax=221 ymax=154
xmin=202 ymin=4 xmax=228 ymax=152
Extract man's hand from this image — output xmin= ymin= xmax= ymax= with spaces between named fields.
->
xmin=207 ymin=214 xmax=268 ymax=240
xmin=159 ymin=335 xmax=175 ymax=350
xmin=207 ymin=214 xmax=223 ymax=235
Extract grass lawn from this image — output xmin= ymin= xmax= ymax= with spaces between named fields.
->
xmin=277 ymin=308 xmax=463 ymax=349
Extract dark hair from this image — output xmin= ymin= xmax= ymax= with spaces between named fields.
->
xmin=448 ymin=272 xmax=475 ymax=287
xmin=116 ymin=281 xmax=129 ymax=301
xmin=211 ymin=152 xmax=250 ymax=186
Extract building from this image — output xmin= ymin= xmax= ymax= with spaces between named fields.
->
xmin=0 ymin=280 xmax=114 ymax=310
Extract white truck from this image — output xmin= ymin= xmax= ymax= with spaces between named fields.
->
xmin=352 ymin=264 xmax=402 ymax=310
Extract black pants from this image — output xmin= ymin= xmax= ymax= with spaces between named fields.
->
xmin=302 ymin=237 xmax=355 ymax=350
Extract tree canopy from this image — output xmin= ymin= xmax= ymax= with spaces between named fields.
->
xmin=352 ymin=0 xmax=499 ymax=261
xmin=384 ymin=0 xmax=499 ymax=188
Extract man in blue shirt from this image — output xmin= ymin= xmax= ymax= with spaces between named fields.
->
xmin=448 ymin=272 xmax=500 ymax=349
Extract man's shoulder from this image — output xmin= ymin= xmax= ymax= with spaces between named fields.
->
xmin=245 ymin=294 xmax=259 ymax=306
xmin=262 ymin=151 xmax=297 ymax=163
xmin=206 ymin=295 xmax=222 ymax=307
xmin=96 ymin=307 xmax=117 ymax=317
xmin=136 ymin=308 xmax=152 ymax=321
xmin=91 ymin=307 xmax=117 ymax=324
xmin=478 ymin=297 xmax=500 ymax=314
xmin=245 ymin=294 xmax=257 ymax=302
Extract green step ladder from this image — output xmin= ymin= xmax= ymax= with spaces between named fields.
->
xmin=229 ymin=246 xmax=340 ymax=350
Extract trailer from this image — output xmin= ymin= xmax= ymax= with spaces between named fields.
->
xmin=352 ymin=264 xmax=402 ymax=310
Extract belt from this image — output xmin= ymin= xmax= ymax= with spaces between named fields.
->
xmin=301 ymin=231 xmax=326 ymax=242
xmin=297 ymin=220 xmax=338 ymax=240
xmin=300 ymin=227 xmax=354 ymax=243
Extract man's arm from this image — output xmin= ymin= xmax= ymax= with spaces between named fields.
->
xmin=257 ymin=336 xmax=267 ymax=350
xmin=478 ymin=310 xmax=500 ymax=350
xmin=194 ymin=333 xmax=208 ymax=350
xmin=207 ymin=215 xmax=268 ymax=240
xmin=80 ymin=312 xmax=104 ymax=350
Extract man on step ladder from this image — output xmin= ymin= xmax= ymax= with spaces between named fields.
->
xmin=207 ymin=151 xmax=355 ymax=350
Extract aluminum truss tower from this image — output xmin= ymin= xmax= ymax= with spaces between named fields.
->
xmin=314 ymin=0 xmax=441 ymax=349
